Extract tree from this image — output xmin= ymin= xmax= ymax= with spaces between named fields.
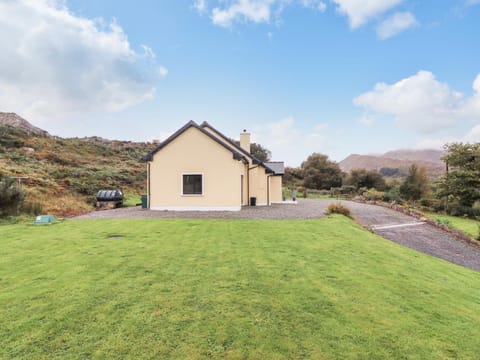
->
xmin=0 ymin=175 xmax=24 ymax=217
xmin=301 ymin=153 xmax=342 ymax=190
xmin=232 ymin=140 xmax=271 ymax=162
xmin=399 ymin=164 xmax=429 ymax=202
xmin=250 ymin=143 xmax=271 ymax=162
xmin=438 ymin=142 xmax=480 ymax=208
xmin=283 ymin=166 xmax=303 ymax=188
xmin=345 ymin=169 xmax=386 ymax=191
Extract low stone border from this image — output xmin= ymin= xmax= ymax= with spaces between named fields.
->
xmin=357 ymin=200 xmax=480 ymax=249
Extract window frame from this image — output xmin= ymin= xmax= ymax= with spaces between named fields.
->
xmin=181 ymin=173 xmax=204 ymax=196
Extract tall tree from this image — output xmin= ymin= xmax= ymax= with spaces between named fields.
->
xmin=301 ymin=153 xmax=342 ymax=190
xmin=399 ymin=164 xmax=429 ymax=202
xmin=438 ymin=142 xmax=480 ymax=208
xmin=345 ymin=169 xmax=386 ymax=191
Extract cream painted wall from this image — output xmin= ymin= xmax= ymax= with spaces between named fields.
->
xmin=149 ymin=127 xmax=244 ymax=210
xmin=249 ymin=166 xmax=268 ymax=205
xmin=186 ymin=125 xmax=282 ymax=207
xmin=270 ymin=175 xmax=283 ymax=202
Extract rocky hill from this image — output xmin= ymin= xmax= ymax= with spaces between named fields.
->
xmin=0 ymin=113 xmax=153 ymax=216
xmin=339 ymin=149 xmax=446 ymax=179
xmin=0 ymin=112 xmax=50 ymax=136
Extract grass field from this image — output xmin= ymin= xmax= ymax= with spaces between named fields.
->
xmin=427 ymin=212 xmax=480 ymax=239
xmin=1 ymin=216 xmax=480 ymax=359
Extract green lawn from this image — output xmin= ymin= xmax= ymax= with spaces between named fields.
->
xmin=1 ymin=216 xmax=479 ymax=359
xmin=426 ymin=212 xmax=480 ymax=239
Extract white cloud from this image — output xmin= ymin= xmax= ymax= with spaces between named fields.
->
xmin=301 ymin=0 xmax=327 ymax=12
xmin=416 ymin=124 xmax=480 ymax=149
xmin=252 ymin=116 xmax=330 ymax=166
xmin=212 ymin=0 xmax=275 ymax=27
xmin=0 ymin=0 xmax=164 ymax=124
xmin=463 ymin=124 xmax=480 ymax=142
xmin=353 ymin=70 xmax=480 ymax=134
xmin=357 ymin=114 xmax=375 ymax=127
xmin=377 ymin=11 xmax=417 ymax=39
xmin=208 ymin=0 xmax=327 ymax=27
xmin=332 ymin=0 xmax=403 ymax=28
xmin=466 ymin=0 xmax=480 ymax=6
xmin=193 ymin=0 xmax=208 ymax=14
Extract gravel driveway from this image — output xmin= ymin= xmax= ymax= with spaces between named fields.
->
xmin=74 ymin=199 xmax=480 ymax=272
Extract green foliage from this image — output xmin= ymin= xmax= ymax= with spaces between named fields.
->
xmin=0 ymin=175 xmax=24 ymax=217
xmin=301 ymin=153 xmax=342 ymax=190
xmin=345 ymin=169 xmax=386 ymax=191
xmin=2 ymin=218 xmax=480 ymax=359
xmin=250 ymin=142 xmax=271 ymax=162
xmin=326 ymin=202 xmax=352 ymax=217
xmin=0 ymin=126 xmax=150 ymax=215
xmin=232 ymin=139 xmax=271 ymax=162
xmin=363 ymin=188 xmax=385 ymax=201
xmin=382 ymin=185 xmax=402 ymax=203
xmin=282 ymin=166 xmax=303 ymax=188
xmin=426 ymin=212 xmax=480 ymax=239
xmin=435 ymin=217 xmax=452 ymax=228
xmin=379 ymin=167 xmax=405 ymax=178
xmin=399 ymin=164 xmax=430 ymax=202
xmin=437 ymin=142 xmax=480 ymax=209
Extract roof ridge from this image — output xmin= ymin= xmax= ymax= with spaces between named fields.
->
xmin=200 ymin=121 xmax=264 ymax=165
xmin=142 ymin=120 xmax=246 ymax=162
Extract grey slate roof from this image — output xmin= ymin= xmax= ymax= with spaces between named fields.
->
xmin=264 ymin=161 xmax=285 ymax=175
xmin=142 ymin=120 xmax=246 ymax=162
xmin=142 ymin=120 xmax=284 ymax=176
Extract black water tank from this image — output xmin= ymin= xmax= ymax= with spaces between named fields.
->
xmin=96 ymin=189 xmax=124 ymax=202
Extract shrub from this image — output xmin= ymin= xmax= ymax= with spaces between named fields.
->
xmin=22 ymin=201 xmax=43 ymax=216
xmin=0 ymin=175 xmax=24 ymax=217
xmin=326 ymin=203 xmax=352 ymax=218
xmin=363 ymin=189 xmax=385 ymax=201
xmin=435 ymin=217 xmax=451 ymax=228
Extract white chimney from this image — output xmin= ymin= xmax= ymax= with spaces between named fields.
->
xmin=240 ymin=129 xmax=251 ymax=153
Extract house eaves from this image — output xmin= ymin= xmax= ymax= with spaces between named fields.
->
xmin=141 ymin=120 xmax=247 ymax=163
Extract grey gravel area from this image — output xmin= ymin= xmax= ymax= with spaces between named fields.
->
xmin=73 ymin=200 xmax=330 ymax=220
xmin=74 ymin=199 xmax=480 ymax=271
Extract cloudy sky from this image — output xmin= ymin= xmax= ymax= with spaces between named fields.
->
xmin=1 ymin=0 xmax=479 ymax=165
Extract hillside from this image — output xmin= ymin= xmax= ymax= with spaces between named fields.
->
xmin=339 ymin=149 xmax=445 ymax=179
xmin=0 ymin=112 xmax=50 ymax=136
xmin=0 ymin=115 xmax=153 ymax=216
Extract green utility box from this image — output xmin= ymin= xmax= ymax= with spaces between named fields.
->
xmin=141 ymin=195 xmax=148 ymax=209
xmin=35 ymin=215 xmax=55 ymax=225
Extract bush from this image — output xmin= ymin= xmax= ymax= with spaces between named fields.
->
xmin=435 ymin=217 xmax=451 ymax=228
xmin=383 ymin=186 xmax=402 ymax=203
xmin=363 ymin=189 xmax=385 ymax=201
xmin=449 ymin=204 xmax=480 ymax=218
xmin=0 ymin=175 xmax=24 ymax=217
xmin=326 ymin=203 xmax=352 ymax=218
xmin=22 ymin=201 xmax=43 ymax=216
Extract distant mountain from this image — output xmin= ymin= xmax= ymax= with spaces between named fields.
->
xmin=0 ymin=112 xmax=50 ymax=136
xmin=339 ymin=149 xmax=446 ymax=179
xmin=382 ymin=149 xmax=444 ymax=163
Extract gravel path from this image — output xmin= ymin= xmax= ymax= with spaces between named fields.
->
xmin=74 ymin=199 xmax=480 ymax=271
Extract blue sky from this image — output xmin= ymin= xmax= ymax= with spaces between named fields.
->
xmin=1 ymin=0 xmax=480 ymax=165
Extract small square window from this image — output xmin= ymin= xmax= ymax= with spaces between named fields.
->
xmin=183 ymin=174 xmax=203 ymax=195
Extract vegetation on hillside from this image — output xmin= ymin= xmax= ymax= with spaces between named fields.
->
xmin=0 ymin=124 xmax=152 ymax=216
